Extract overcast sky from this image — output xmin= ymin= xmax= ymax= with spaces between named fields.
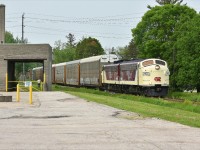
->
xmin=1 ymin=0 xmax=200 ymax=49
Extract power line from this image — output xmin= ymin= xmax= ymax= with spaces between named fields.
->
xmin=6 ymin=25 xmax=21 ymax=28
xmin=25 ymin=16 xmax=140 ymax=22
xmin=26 ymin=12 xmax=145 ymax=19
xmin=25 ymin=31 xmax=131 ymax=39
xmin=6 ymin=12 xmax=135 ymax=45
xmin=25 ymin=17 xmax=136 ymax=27
xmin=25 ymin=25 xmax=131 ymax=36
xmin=6 ymin=17 xmax=21 ymax=19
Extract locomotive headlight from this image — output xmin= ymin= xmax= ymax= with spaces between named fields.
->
xmin=155 ymin=65 xmax=160 ymax=70
xmin=143 ymin=72 xmax=151 ymax=76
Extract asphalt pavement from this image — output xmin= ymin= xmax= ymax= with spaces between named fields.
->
xmin=0 ymin=91 xmax=199 ymax=150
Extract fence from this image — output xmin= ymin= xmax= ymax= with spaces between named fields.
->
xmin=5 ymin=73 xmax=46 ymax=92
xmin=5 ymin=73 xmax=46 ymax=105
xmin=16 ymin=82 xmax=32 ymax=104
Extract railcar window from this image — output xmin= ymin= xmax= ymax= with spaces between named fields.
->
xmin=142 ymin=60 xmax=154 ymax=67
xmin=120 ymin=64 xmax=136 ymax=81
xmin=155 ymin=60 xmax=165 ymax=66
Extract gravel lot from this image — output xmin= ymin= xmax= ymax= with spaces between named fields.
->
xmin=0 ymin=91 xmax=199 ymax=150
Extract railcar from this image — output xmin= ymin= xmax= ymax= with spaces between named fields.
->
xmin=52 ymin=54 xmax=119 ymax=87
xmin=32 ymin=66 xmax=43 ymax=81
xmin=101 ymin=59 xmax=170 ymax=97
xmin=66 ymin=60 xmax=80 ymax=86
xmin=52 ymin=60 xmax=81 ymax=86
xmin=54 ymin=62 xmax=67 ymax=84
xmin=79 ymin=54 xmax=119 ymax=87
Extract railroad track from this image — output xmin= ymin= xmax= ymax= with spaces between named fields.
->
xmin=163 ymin=97 xmax=184 ymax=103
xmin=164 ymin=97 xmax=200 ymax=105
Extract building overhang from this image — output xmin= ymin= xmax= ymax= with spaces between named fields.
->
xmin=4 ymin=56 xmax=47 ymax=62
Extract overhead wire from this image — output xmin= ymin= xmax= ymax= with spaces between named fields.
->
xmin=25 ymin=32 xmax=131 ymax=39
xmin=5 ymin=12 xmax=138 ymax=41
xmin=25 ymin=25 xmax=131 ymax=36
xmin=26 ymin=12 xmax=145 ymax=19
xmin=24 ymin=16 xmax=138 ymax=27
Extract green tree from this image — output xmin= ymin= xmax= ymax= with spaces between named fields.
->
xmin=76 ymin=37 xmax=104 ymax=59
xmin=5 ymin=31 xmax=28 ymax=44
xmin=175 ymin=15 xmax=200 ymax=92
xmin=16 ymin=37 xmax=28 ymax=44
xmin=117 ymin=40 xmax=138 ymax=60
xmin=156 ymin=0 xmax=183 ymax=5
xmin=110 ymin=47 xmax=116 ymax=54
xmin=66 ymin=33 xmax=76 ymax=47
xmin=53 ymin=47 xmax=76 ymax=63
xmin=5 ymin=31 xmax=16 ymax=43
xmin=105 ymin=47 xmax=116 ymax=55
xmin=53 ymin=39 xmax=76 ymax=63
xmin=54 ymin=40 xmax=66 ymax=50
xmin=132 ymin=4 xmax=197 ymax=90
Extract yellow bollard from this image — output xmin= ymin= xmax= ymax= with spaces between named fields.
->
xmin=17 ymin=84 xmax=20 ymax=102
xmin=6 ymin=73 xmax=8 ymax=92
xmin=43 ymin=73 xmax=46 ymax=84
xmin=40 ymin=82 xmax=43 ymax=91
xmin=29 ymin=84 xmax=32 ymax=104
xmin=43 ymin=73 xmax=46 ymax=91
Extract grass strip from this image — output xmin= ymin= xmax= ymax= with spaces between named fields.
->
xmin=168 ymin=92 xmax=200 ymax=103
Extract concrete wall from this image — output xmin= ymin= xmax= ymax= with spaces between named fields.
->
xmin=0 ymin=4 xmax=5 ymax=43
xmin=0 ymin=44 xmax=52 ymax=91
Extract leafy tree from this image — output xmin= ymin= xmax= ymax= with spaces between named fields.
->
xmin=105 ymin=47 xmax=116 ymax=55
xmin=53 ymin=47 xmax=75 ymax=63
xmin=53 ymin=34 xmax=77 ymax=63
xmin=5 ymin=31 xmax=28 ymax=44
xmin=5 ymin=31 xmax=15 ymax=43
xmin=66 ymin=33 xmax=76 ymax=47
xmin=117 ymin=39 xmax=138 ymax=60
xmin=175 ymin=15 xmax=200 ymax=92
xmin=54 ymin=40 xmax=66 ymax=50
xmin=132 ymin=4 xmax=197 ymax=90
xmin=16 ymin=37 xmax=28 ymax=44
xmin=110 ymin=47 xmax=116 ymax=54
xmin=76 ymin=37 xmax=104 ymax=59
xmin=156 ymin=0 xmax=183 ymax=5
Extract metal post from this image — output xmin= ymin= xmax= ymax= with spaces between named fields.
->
xmin=42 ymin=73 xmax=46 ymax=91
xmin=29 ymin=83 xmax=32 ymax=104
xmin=17 ymin=84 xmax=20 ymax=102
xmin=6 ymin=72 xmax=8 ymax=92
xmin=23 ymin=62 xmax=25 ymax=81
xmin=43 ymin=73 xmax=46 ymax=84
xmin=40 ymin=82 xmax=43 ymax=91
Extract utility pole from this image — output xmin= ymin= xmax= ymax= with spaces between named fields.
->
xmin=22 ymin=13 xmax=25 ymax=81
xmin=22 ymin=13 xmax=25 ymax=43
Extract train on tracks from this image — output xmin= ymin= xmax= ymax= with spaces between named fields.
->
xmin=31 ymin=54 xmax=170 ymax=97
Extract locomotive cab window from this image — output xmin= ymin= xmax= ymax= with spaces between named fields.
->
xmin=142 ymin=60 xmax=154 ymax=67
xmin=155 ymin=60 xmax=165 ymax=66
